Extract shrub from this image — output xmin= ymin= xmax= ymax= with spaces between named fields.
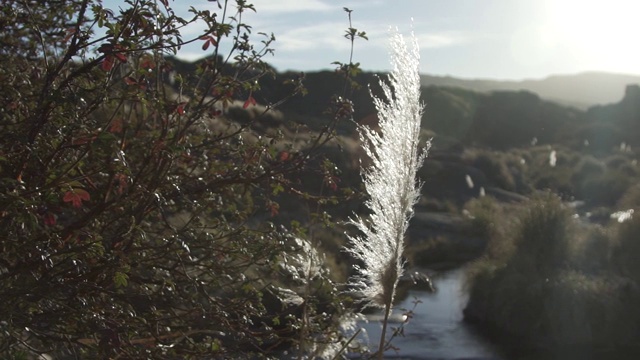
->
xmin=571 ymin=225 xmax=612 ymax=274
xmin=510 ymin=192 xmax=574 ymax=276
xmin=465 ymin=192 xmax=640 ymax=354
xmin=617 ymin=182 xmax=640 ymax=210
xmin=464 ymin=196 xmax=504 ymax=240
xmin=0 ymin=1 xmax=357 ymax=358
xmin=605 ymin=154 xmax=631 ymax=170
xmin=462 ymin=196 xmax=517 ymax=293
xmin=464 ymin=149 xmax=516 ymax=191
xmin=579 ymin=171 xmax=633 ymax=207
xmin=523 ymin=147 xmax=577 ymax=198
xmin=612 ymin=215 xmax=640 ymax=281
xmin=571 ymin=155 xmax=605 ymax=184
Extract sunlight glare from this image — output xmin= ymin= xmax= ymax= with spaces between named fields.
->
xmin=544 ymin=0 xmax=640 ymax=73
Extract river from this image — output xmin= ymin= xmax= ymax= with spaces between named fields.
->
xmin=354 ymin=268 xmax=504 ymax=360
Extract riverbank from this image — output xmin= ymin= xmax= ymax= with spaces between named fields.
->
xmin=463 ymin=193 xmax=640 ymax=359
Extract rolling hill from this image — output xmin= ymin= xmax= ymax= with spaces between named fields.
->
xmin=421 ymin=71 xmax=640 ymax=109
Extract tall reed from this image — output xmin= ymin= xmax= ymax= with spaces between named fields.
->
xmin=345 ymin=28 xmax=427 ymax=358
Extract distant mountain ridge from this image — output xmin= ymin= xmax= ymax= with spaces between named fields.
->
xmin=421 ymin=71 xmax=640 ymax=109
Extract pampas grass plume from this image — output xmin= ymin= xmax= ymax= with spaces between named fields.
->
xmin=346 ymin=28 xmax=428 ymax=310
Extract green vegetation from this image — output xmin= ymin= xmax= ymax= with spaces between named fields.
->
xmin=464 ymin=193 xmax=640 ymax=356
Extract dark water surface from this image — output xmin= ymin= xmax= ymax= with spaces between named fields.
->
xmin=356 ymin=269 xmax=505 ymax=360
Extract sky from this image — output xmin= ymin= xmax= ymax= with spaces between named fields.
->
xmin=105 ymin=0 xmax=640 ymax=80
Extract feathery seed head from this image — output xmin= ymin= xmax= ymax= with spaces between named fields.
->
xmin=345 ymin=28 xmax=429 ymax=309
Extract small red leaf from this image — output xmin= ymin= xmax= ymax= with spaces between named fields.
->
xmin=267 ymin=201 xmax=279 ymax=217
xmin=114 ymin=52 xmax=127 ymax=63
xmin=329 ymin=181 xmax=338 ymax=191
xmin=44 ymin=213 xmax=56 ymax=226
xmin=72 ymin=134 xmax=97 ymax=145
xmin=140 ymin=56 xmax=155 ymax=69
xmin=63 ymin=188 xmax=90 ymax=208
xmin=124 ymin=76 xmax=137 ymax=85
xmin=324 ymin=175 xmax=340 ymax=191
xmin=278 ymin=151 xmax=289 ymax=161
xmin=200 ymin=35 xmax=217 ymax=51
xmin=101 ymin=56 xmax=115 ymax=71
xmin=175 ymin=102 xmax=187 ymax=115
xmin=243 ymin=95 xmax=257 ymax=109
xmin=110 ymin=118 xmax=123 ymax=133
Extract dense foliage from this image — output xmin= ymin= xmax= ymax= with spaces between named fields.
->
xmin=0 ymin=1 xmax=358 ymax=358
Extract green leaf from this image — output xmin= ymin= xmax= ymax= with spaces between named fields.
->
xmin=271 ymin=183 xmax=284 ymax=195
xmin=211 ymin=338 xmax=221 ymax=351
xmin=114 ymin=272 xmax=129 ymax=288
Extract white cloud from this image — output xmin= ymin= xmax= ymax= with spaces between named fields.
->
xmin=347 ymin=23 xmax=470 ymax=51
xmin=274 ymin=22 xmax=352 ymax=52
xmin=416 ymin=32 xmax=467 ymax=49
